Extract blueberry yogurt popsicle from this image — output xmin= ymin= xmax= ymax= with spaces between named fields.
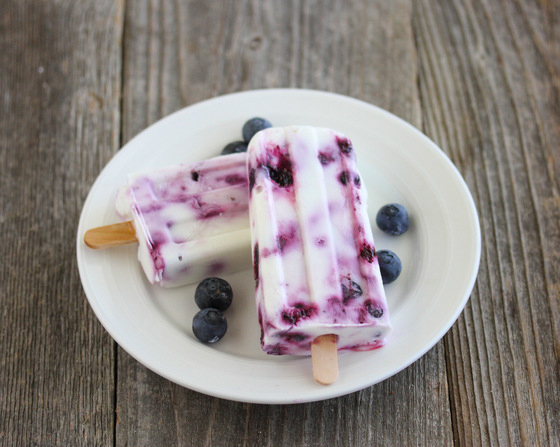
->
xmin=247 ymin=127 xmax=391 ymax=358
xmin=86 ymin=153 xmax=252 ymax=288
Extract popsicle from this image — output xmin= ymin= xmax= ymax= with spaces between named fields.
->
xmin=247 ymin=126 xmax=391 ymax=380
xmin=85 ymin=153 xmax=252 ymax=287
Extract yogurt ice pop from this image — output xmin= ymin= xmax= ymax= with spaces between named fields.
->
xmin=86 ymin=153 xmax=251 ymax=287
xmin=248 ymin=126 xmax=391 ymax=358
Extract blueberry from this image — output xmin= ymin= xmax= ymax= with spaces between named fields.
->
xmin=376 ymin=203 xmax=410 ymax=235
xmin=221 ymin=141 xmax=248 ymax=155
xmin=265 ymin=164 xmax=293 ymax=187
xmin=192 ymin=308 xmax=227 ymax=343
xmin=281 ymin=303 xmax=318 ymax=325
xmin=360 ymin=244 xmax=375 ymax=263
xmin=264 ymin=151 xmax=293 ymax=188
xmin=242 ymin=117 xmax=272 ymax=142
xmin=377 ymin=250 xmax=402 ymax=284
xmin=253 ymin=243 xmax=259 ymax=283
xmin=195 ymin=277 xmax=233 ymax=311
xmin=341 ymin=279 xmax=363 ymax=304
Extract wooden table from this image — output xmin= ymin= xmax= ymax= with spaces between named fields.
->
xmin=2 ymin=1 xmax=558 ymax=445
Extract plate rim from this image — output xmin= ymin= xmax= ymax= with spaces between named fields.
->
xmin=77 ymin=88 xmax=481 ymax=404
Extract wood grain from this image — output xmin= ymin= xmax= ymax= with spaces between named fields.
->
xmin=0 ymin=0 xmax=124 ymax=445
xmin=1 ymin=0 xmax=558 ymax=445
xmin=413 ymin=0 xmax=560 ymax=445
xmin=311 ymin=334 xmax=339 ymax=385
xmin=84 ymin=221 xmax=137 ymax=249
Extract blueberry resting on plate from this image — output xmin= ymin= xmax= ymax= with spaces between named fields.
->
xmin=192 ymin=308 xmax=228 ymax=343
xmin=377 ymin=249 xmax=402 ymax=284
xmin=242 ymin=117 xmax=272 ymax=142
xmin=195 ymin=277 xmax=233 ymax=311
xmin=221 ymin=141 xmax=248 ymax=155
xmin=376 ymin=203 xmax=410 ymax=235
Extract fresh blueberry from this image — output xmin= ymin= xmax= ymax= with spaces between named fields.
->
xmin=194 ymin=277 xmax=233 ymax=311
xmin=242 ymin=117 xmax=272 ymax=142
xmin=192 ymin=308 xmax=227 ymax=343
xmin=377 ymin=250 xmax=402 ymax=284
xmin=221 ymin=141 xmax=248 ymax=155
xmin=376 ymin=203 xmax=410 ymax=235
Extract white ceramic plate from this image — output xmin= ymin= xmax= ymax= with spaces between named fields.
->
xmin=77 ymin=89 xmax=480 ymax=404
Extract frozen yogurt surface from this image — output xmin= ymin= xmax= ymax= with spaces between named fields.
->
xmin=116 ymin=153 xmax=251 ymax=287
xmin=248 ymin=126 xmax=391 ymax=355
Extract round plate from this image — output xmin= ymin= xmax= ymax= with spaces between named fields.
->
xmin=77 ymin=89 xmax=480 ymax=404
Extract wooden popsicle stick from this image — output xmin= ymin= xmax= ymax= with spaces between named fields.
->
xmin=311 ymin=334 xmax=338 ymax=385
xmin=84 ymin=221 xmax=137 ymax=249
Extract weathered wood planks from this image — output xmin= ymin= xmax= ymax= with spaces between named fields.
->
xmin=414 ymin=0 xmax=560 ymax=445
xmin=1 ymin=0 xmax=558 ymax=446
xmin=0 ymin=0 xmax=124 ymax=446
